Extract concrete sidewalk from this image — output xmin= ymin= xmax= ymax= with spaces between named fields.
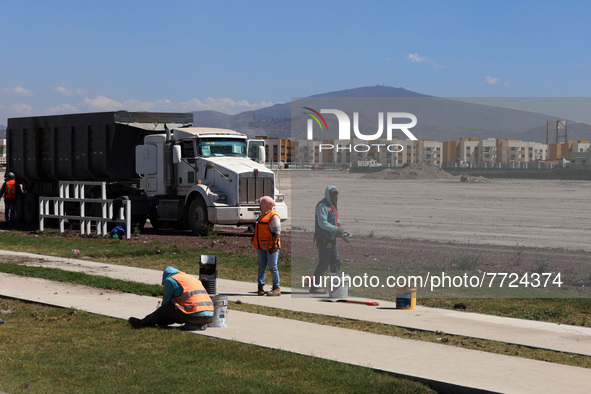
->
xmin=3 ymin=250 xmax=591 ymax=356
xmin=2 ymin=271 xmax=591 ymax=393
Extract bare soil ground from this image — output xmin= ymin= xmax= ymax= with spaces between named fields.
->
xmin=286 ymin=168 xmax=591 ymax=297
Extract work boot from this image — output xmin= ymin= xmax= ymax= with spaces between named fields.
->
xmin=267 ymin=286 xmax=281 ymax=296
xmin=257 ymin=284 xmax=265 ymax=296
xmin=182 ymin=323 xmax=207 ymax=331
xmin=128 ymin=317 xmax=142 ymax=329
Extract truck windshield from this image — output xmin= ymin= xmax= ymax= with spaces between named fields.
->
xmin=198 ymin=138 xmax=247 ymax=157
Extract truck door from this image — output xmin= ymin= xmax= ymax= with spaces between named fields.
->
xmin=176 ymin=139 xmax=197 ymax=195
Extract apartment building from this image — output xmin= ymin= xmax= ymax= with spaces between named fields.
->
xmin=496 ymin=139 xmax=547 ymax=164
xmin=255 ymin=137 xmax=294 ymax=164
xmin=548 ymin=140 xmax=589 ymax=161
xmin=458 ymin=138 xmax=480 ymax=164
xmin=256 ymin=136 xmax=573 ymax=166
xmin=478 ymin=138 xmax=497 ymax=164
xmin=416 ymin=140 xmax=442 ymax=166
xmin=571 ymin=140 xmax=590 ymax=153
xmin=442 ymin=141 xmax=459 ymax=163
xmin=0 ymin=138 xmax=5 ymax=168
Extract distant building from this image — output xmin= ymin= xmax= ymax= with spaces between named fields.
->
xmin=497 ymin=139 xmax=547 ymax=164
xmin=458 ymin=138 xmax=481 ymax=165
xmin=0 ymin=138 xmax=5 ymax=168
xmin=416 ymin=140 xmax=442 ymax=167
xmin=571 ymin=140 xmax=591 ymax=153
xmin=478 ymin=138 xmax=497 ymax=165
xmin=252 ymin=136 xmax=582 ymax=167
xmin=569 ymin=151 xmax=591 ymax=166
xmin=548 ymin=140 xmax=589 ymax=161
xmin=254 ymin=137 xmax=294 ymax=164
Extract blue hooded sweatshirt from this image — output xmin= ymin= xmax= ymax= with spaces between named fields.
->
xmin=315 ymin=185 xmax=341 ymax=240
xmin=161 ymin=266 xmax=213 ymax=317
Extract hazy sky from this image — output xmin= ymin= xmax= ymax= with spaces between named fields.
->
xmin=1 ymin=0 xmax=590 ymax=126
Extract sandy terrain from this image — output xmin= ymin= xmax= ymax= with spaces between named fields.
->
xmin=284 ymin=168 xmax=591 ymax=298
xmin=286 ymin=169 xmax=591 ymax=252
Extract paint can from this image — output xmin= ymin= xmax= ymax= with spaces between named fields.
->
xmin=329 ymin=274 xmax=349 ymax=298
xmin=395 ymin=284 xmax=417 ymax=309
xmin=208 ymin=295 xmax=228 ymax=327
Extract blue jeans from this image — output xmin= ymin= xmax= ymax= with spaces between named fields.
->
xmin=257 ymin=248 xmax=280 ymax=288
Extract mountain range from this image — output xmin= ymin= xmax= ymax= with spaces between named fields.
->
xmin=2 ymin=86 xmax=590 ymax=143
xmin=192 ymin=86 xmax=591 ymax=143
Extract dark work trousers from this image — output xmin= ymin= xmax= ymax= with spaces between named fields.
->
xmin=4 ymin=199 xmax=17 ymax=223
xmin=313 ymin=238 xmax=341 ymax=288
xmin=140 ymin=303 xmax=212 ymax=327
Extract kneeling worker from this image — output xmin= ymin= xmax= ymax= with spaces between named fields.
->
xmin=129 ymin=266 xmax=214 ymax=331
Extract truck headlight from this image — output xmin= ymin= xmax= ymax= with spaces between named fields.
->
xmin=275 ymin=194 xmax=285 ymax=203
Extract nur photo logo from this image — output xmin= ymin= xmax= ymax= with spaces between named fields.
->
xmin=304 ymin=107 xmax=419 ymax=153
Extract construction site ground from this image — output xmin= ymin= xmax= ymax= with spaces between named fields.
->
xmin=285 ymin=168 xmax=591 ymax=251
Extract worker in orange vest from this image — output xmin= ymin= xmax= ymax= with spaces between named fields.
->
xmin=128 ymin=266 xmax=214 ymax=331
xmin=252 ymin=196 xmax=281 ymax=296
xmin=0 ymin=172 xmax=22 ymax=225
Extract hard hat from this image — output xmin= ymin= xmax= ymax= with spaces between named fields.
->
xmin=6 ymin=172 xmax=15 ymax=180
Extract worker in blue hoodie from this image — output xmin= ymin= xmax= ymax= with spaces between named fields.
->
xmin=310 ymin=185 xmax=344 ymax=294
xmin=128 ymin=266 xmax=214 ymax=331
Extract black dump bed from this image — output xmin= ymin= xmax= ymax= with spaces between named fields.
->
xmin=7 ymin=111 xmax=192 ymax=186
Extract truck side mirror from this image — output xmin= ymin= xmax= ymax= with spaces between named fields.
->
xmin=172 ymin=145 xmax=182 ymax=164
xmin=258 ymin=145 xmax=266 ymax=164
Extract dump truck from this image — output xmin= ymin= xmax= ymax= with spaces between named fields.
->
xmin=6 ymin=111 xmax=287 ymax=234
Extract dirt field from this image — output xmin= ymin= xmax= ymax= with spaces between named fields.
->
xmin=287 ymin=168 xmax=591 ymax=298
xmin=287 ymin=168 xmax=591 ymax=251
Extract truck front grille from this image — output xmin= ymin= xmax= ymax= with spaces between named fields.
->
xmin=239 ymin=174 xmax=274 ymax=204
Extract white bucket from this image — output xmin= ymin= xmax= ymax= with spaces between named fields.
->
xmin=208 ymin=295 xmax=228 ymax=327
xmin=329 ymin=278 xmax=349 ymax=298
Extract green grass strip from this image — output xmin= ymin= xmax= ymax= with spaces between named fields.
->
xmin=0 ymin=262 xmax=163 ymax=297
xmin=0 ymin=298 xmax=435 ymax=393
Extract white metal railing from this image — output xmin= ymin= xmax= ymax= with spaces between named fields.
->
xmin=39 ymin=181 xmax=131 ymax=239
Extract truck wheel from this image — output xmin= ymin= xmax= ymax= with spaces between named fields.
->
xmin=131 ymin=215 xmax=147 ymax=232
xmin=148 ymin=214 xmax=160 ymax=230
xmin=188 ymin=197 xmax=213 ymax=235
xmin=22 ymin=193 xmax=38 ymax=225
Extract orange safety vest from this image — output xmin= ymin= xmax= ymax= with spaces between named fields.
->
xmin=171 ymin=272 xmax=214 ymax=314
xmin=5 ymin=180 xmax=17 ymax=199
xmin=252 ymin=209 xmax=280 ymax=250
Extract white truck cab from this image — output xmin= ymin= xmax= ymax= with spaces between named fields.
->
xmin=136 ymin=127 xmax=287 ymax=234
